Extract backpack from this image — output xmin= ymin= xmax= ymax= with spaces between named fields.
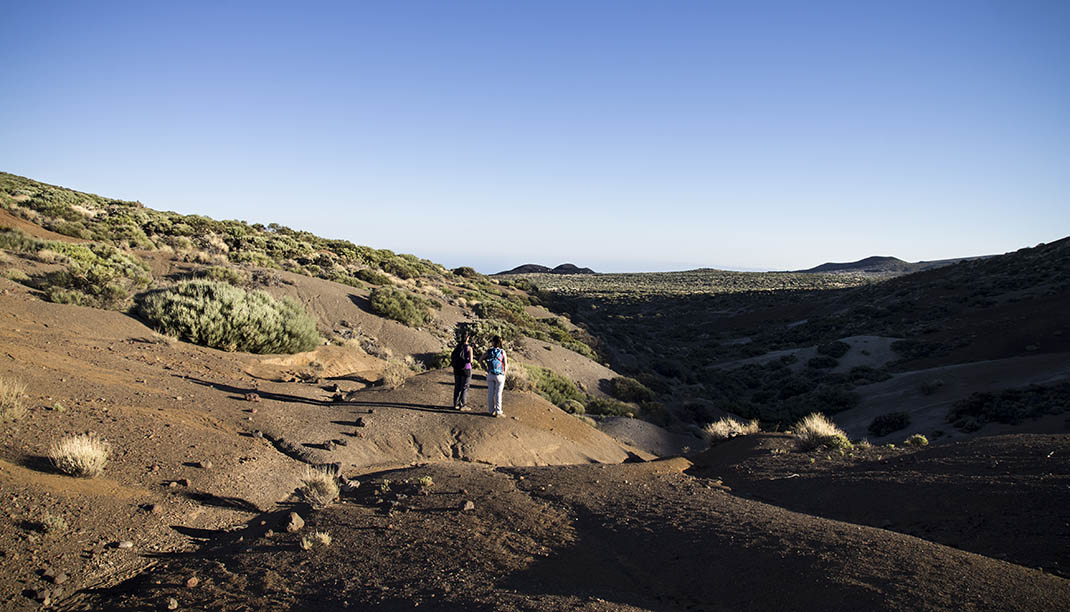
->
xmin=486 ymin=347 xmax=505 ymax=375
xmin=451 ymin=344 xmax=470 ymax=370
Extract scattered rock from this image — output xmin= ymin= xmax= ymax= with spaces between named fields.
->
xmin=185 ymin=576 xmax=199 ymax=588
xmin=117 ymin=540 xmax=134 ymax=549
xmin=168 ymin=481 xmax=178 ymax=488
xmin=252 ymin=430 xmax=264 ymax=439
xmin=197 ymin=461 xmax=213 ymax=470
xmin=355 ymin=417 xmax=366 ymax=428
xmin=324 ymin=440 xmax=336 ymax=451
xmin=179 ymin=479 xmax=191 ymax=487
xmin=167 ymin=597 xmax=179 ymax=610
xmin=461 ymin=501 xmax=475 ymax=512
xmin=244 ymin=393 xmax=261 ymax=402
xmin=285 ymin=512 xmax=305 ymax=533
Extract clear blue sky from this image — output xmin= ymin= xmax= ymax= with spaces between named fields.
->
xmin=2 ymin=1 xmax=1068 ymax=273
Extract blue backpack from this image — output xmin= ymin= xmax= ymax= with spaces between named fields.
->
xmin=486 ymin=347 xmax=505 ymax=375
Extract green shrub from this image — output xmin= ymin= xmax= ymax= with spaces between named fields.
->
xmin=3 ymin=269 xmax=30 ymax=283
xmin=355 ymin=268 xmax=392 ymax=285
xmin=563 ymin=399 xmax=586 ymax=415
xmin=368 ymin=287 xmax=432 ymax=327
xmin=868 ymin=411 xmax=911 ymax=438
xmin=137 ymin=280 xmax=320 ymax=353
xmin=903 ymin=433 xmax=929 ymax=447
xmin=526 ymin=366 xmax=586 ymax=408
xmin=947 ymin=382 xmax=1070 ymax=430
xmin=452 ymin=266 xmax=479 ymax=278
xmin=607 ymin=376 xmax=655 ymax=403
xmin=586 ymin=397 xmax=633 ymax=417
xmin=197 ymin=265 xmax=249 ymax=286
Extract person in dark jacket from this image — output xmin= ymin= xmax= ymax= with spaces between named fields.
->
xmin=451 ymin=333 xmax=473 ymax=409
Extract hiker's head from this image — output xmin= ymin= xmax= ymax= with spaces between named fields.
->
xmin=491 ymin=335 xmax=502 ymax=348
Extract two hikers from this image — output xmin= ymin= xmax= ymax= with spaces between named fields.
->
xmin=450 ymin=333 xmax=507 ymax=417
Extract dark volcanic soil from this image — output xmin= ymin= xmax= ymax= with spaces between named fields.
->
xmin=65 ymin=443 xmax=1070 ymax=612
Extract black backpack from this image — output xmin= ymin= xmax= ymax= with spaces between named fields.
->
xmin=451 ymin=344 xmax=469 ymax=369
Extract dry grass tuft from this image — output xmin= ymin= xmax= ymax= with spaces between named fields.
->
xmin=703 ymin=417 xmax=759 ymax=442
xmin=49 ymin=432 xmax=111 ymax=477
xmin=300 ymin=531 xmax=331 ymax=550
xmin=0 ymin=376 xmax=28 ymax=421
xmin=378 ymin=360 xmax=409 ymax=389
xmin=904 ymin=433 xmax=929 ymax=447
xmin=793 ymin=412 xmax=852 ymax=451
xmin=298 ymin=466 xmax=339 ymax=508
xmin=505 ymin=366 xmax=534 ymax=391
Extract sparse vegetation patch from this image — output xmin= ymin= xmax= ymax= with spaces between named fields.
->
xmin=793 ymin=413 xmax=852 ymax=451
xmin=868 ymin=411 xmax=912 ymax=438
xmin=704 ymin=417 xmax=760 ymax=442
xmin=0 ymin=376 xmax=27 ymax=421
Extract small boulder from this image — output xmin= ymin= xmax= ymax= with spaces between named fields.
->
xmin=285 ymin=512 xmax=305 ymax=533
xmin=461 ymin=501 xmax=475 ymax=512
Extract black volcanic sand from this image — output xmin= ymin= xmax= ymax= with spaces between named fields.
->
xmin=66 ymin=442 xmax=1070 ymax=612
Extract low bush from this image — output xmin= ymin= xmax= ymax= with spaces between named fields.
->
xmin=50 ymin=432 xmax=111 ymax=477
xmin=196 ymin=265 xmax=249 ymax=286
xmin=607 ymin=376 xmax=655 ymax=403
xmin=0 ymin=376 xmax=27 ymax=421
xmin=563 ymin=399 xmax=586 ymax=415
xmin=868 ymin=411 xmax=911 ymax=437
xmin=903 ymin=433 xmax=929 ymax=447
xmin=369 ymin=287 xmax=433 ymax=327
xmin=586 ymin=397 xmax=633 ymax=417
xmin=378 ymin=360 xmax=409 ymax=389
xmin=3 ymin=268 xmax=30 ymax=283
xmin=704 ymin=417 xmax=759 ymax=442
xmin=505 ymin=366 xmax=535 ymax=391
xmin=793 ymin=412 xmax=851 ymax=451
xmin=526 ymin=366 xmax=586 ymax=408
xmin=298 ymin=466 xmax=339 ymax=508
xmin=137 ymin=281 xmax=320 ymax=354
xmin=947 ymin=382 xmax=1070 ymax=430
xmin=452 ymin=266 xmax=479 ymax=278
xmin=355 ymin=268 xmax=392 ymax=286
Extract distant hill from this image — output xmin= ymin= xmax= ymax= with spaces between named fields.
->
xmin=795 ymin=255 xmax=988 ymax=276
xmin=496 ymin=263 xmax=596 ymax=275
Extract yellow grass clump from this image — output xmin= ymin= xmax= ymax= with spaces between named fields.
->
xmin=703 ymin=417 xmax=760 ymax=442
xmin=0 ymin=376 xmax=28 ymax=421
xmin=49 ymin=432 xmax=111 ymax=477
xmin=792 ymin=412 xmax=852 ymax=451
xmin=300 ymin=531 xmax=332 ymax=550
xmin=299 ymin=466 xmax=339 ymax=508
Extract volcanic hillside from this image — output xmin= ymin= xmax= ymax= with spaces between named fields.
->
xmin=0 ymin=172 xmax=1067 ymax=611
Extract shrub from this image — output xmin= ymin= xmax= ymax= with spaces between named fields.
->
xmin=563 ymin=399 xmax=586 ymax=415
xmin=586 ymin=397 xmax=633 ymax=417
xmin=703 ymin=417 xmax=759 ymax=442
xmin=355 ymin=268 xmax=391 ymax=286
xmin=0 ymin=376 xmax=27 ymax=421
xmin=298 ymin=466 xmax=339 ymax=508
xmin=378 ymin=360 xmax=409 ymax=389
xmin=904 ymin=433 xmax=929 ymax=447
xmin=947 ymin=383 xmax=1070 ymax=430
xmin=197 ymin=265 xmax=249 ymax=286
xmin=868 ymin=411 xmax=911 ymax=438
xmin=40 ymin=513 xmax=68 ymax=535
xmin=368 ymin=287 xmax=432 ymax=327
xmin=505 ymin=366 xmax=535 ymax=391
xmin=300 ymin=531 xmax=332 ymax=550
xmin=607 ymin=376 xmax=655 ymax=403
xmin=792 ymin=412 xmax=851 ymax=451
xmin=49 ymin=432 xmax=111 ymax=477
xmin=919 ymin=379 xmax=945 ymax=396
xmin=3 ymin=268 xmax=30 ymax=283
xmin=137 ymin=280 xmax=320 ymax=354
xmin=526 ymin=366 xmax=586 ymax=408
xmin=452 ymin=266 xmax=479 ymax=278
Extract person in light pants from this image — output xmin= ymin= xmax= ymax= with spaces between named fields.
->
xmin=483 ymin=335 xmax=507 ymax=417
